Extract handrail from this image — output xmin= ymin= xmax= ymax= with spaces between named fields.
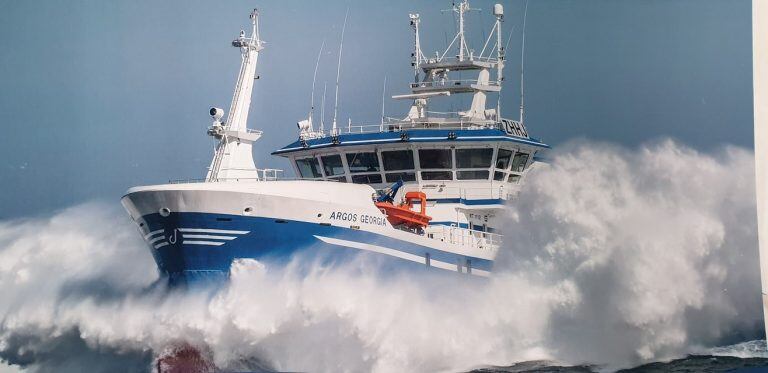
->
xmin=438 ymin=225 xmax=501 ymax=250
xmin=423 ymin=56 xmax=500 ymax=64
xmin=300 ymin=117 xmax=514 ymax=138
xmin=400 ymin=184 xmax=511 ymax=201
xmin=410 ymin=79 xmax=500 ymax=88
xmin=170 ymin=168 xmax=286 ymax=183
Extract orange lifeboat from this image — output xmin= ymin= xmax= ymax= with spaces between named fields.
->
xmin=375 ymin=191 xmax=432 ymax=229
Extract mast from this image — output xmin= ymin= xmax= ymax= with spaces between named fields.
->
xmin=445 ymin=0 xmax=477 ymax=61
xmin=410 ymin=13 xmax=423 ymax=83
xmin=493 ymin=3 xmax=504 ymax=119
xmin=206 ymin=9 xmax=265 ymax=181
xmin=458 ymin=1 xmax=468 ymax=61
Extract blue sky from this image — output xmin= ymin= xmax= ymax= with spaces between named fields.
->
xmin=0 ymin=0 xmax=752 ymax=219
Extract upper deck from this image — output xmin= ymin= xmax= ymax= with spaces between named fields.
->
xmin=274 ymin=120 xmax=547 ymax=156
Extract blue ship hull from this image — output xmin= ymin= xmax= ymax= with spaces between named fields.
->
xmin=138 ymin=212 xmax=494 ymax=286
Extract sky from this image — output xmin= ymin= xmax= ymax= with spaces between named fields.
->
xmin=0 ymin=0 xmax=753 ymax=219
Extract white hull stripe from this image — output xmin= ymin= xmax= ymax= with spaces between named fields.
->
xmin=154 ymin=242 xmax=169 ymax=249
xmin=184 ymin=240 xmax=225 ymax=246
xmin=148 ymin=235 xmax=166 ymax=244
xmin=144 ymin=229 xmax=164 ymax=240
xmin=178 ymin=228 xmax=250 ymax=235
xmin=182 ymin=234 xmax=237 ymax=240
xmin=314 ymin=236 xmax=490 ymax=278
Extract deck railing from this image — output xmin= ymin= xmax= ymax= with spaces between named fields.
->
xmin=169 ymin=168 xmax=285 ymax=183
xmin=437 ymin=225 xmax=501 ymax=250
xmin=399 ymin=184 xmax=512 ymax=202
xmin=299 ymin=115 xmax=523 ymax=139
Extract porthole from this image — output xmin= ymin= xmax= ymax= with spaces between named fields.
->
xmin=159 ymin=207 xmax=171 ymax=217
xmin=243 ymin=207 xmax=253 ymax=216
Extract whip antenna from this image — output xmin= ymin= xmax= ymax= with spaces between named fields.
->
xmin=309 ymin=39 xmax=325 ymax=131
xmin=332 ymin=7 xmax=349 ymax=134
xmin=519 ymin=0 xmax=529 ymax=124
xmin=320 ymin=82 xmax=327 ymax=132
xmin=380 ymin=76 xmax=387 ymax=130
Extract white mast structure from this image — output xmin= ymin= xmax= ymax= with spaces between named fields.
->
xmin=395 ymin=0 xmax=513 ymax=131
xmin=206 ymin=9 xmax=265 ymax=182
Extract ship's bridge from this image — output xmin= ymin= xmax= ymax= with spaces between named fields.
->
xmin=272 ymin=124 xmax=548 ymax=195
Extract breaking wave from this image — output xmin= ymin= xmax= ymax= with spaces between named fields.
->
xmin=0 ymin=140 xmax=762 ymax=372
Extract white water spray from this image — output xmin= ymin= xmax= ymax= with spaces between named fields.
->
xmin=0 ymin=140 xmax=762 ymax=372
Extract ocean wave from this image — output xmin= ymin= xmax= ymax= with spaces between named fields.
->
xmin=0 ymin=140 xmax=762 ymax=372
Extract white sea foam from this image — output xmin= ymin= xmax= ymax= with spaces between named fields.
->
xmin=708 ymin=340 xmax=768 ymax=359
xmin=0 ymin=140 xmax=762 ymax=372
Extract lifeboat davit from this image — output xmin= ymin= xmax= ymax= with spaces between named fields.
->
xmin=375 ymin=191 xmax=432 ymax=229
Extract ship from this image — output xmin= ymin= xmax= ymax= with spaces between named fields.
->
xmin=121 ymin=2 xmax=550 ymax=286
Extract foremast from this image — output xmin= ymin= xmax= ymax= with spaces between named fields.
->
xmin=206 ymin=9 xmax=265 ymax=181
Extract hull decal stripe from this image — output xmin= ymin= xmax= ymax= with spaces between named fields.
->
xmin=148 ymin=236 xmax=166 ymax=244
xmin=144 ymin=229 xmax=164 ymax=239
xmin=313 ymin=235 xmax=490 ymax=278
xmin=178 ymin=228 xmax=250 ymax=235
xmin=182 ymin=234 xmax=237 ymax=240
xmin=154 ymin=242 xmax=169 ymax=249
xmin=183 ymin=240 xmax=226 ymax=246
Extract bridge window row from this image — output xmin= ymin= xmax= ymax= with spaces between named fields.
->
xmin=294 ymin=147 xmax=531 ymax=183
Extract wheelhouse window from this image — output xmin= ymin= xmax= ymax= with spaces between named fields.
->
xmin=457 ymin=170 xmax=489 ymax=180
xmin=346 ymin=152 xmax=380 ymax=173
xmin=511 ymin=152 xmax=529 ymax=172
xmin=385 ymin=172 xmax=416 ymax=183
xmin=321 ymin=154 xmax=344 ymax=176
xmin=351 ymin=174 xmax=383 ymax=184
xmin=455 ymin=148 xmax=492 ymax=168
xmin=296 ymin=157 xmax=322 ymax=178
xmin=382 ymin=150 xmax=414 ymax=170
xmin=418 ymin=149 xmax=452 ymax=169
xmin=508 ymin=174 xmax=521 ymax=184
xmin=493 ymin=171 xmax=505 ymax=181
xmin=421 ymin=171 xmax=453 ymax=180
xmin=496 ymin=149 xmax=513 ymax=169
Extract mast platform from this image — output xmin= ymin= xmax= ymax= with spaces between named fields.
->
xmin=420 ymin=59 xmax=498 ymax=71
xmin=410 ymin=80 xmax=501 ymax=94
